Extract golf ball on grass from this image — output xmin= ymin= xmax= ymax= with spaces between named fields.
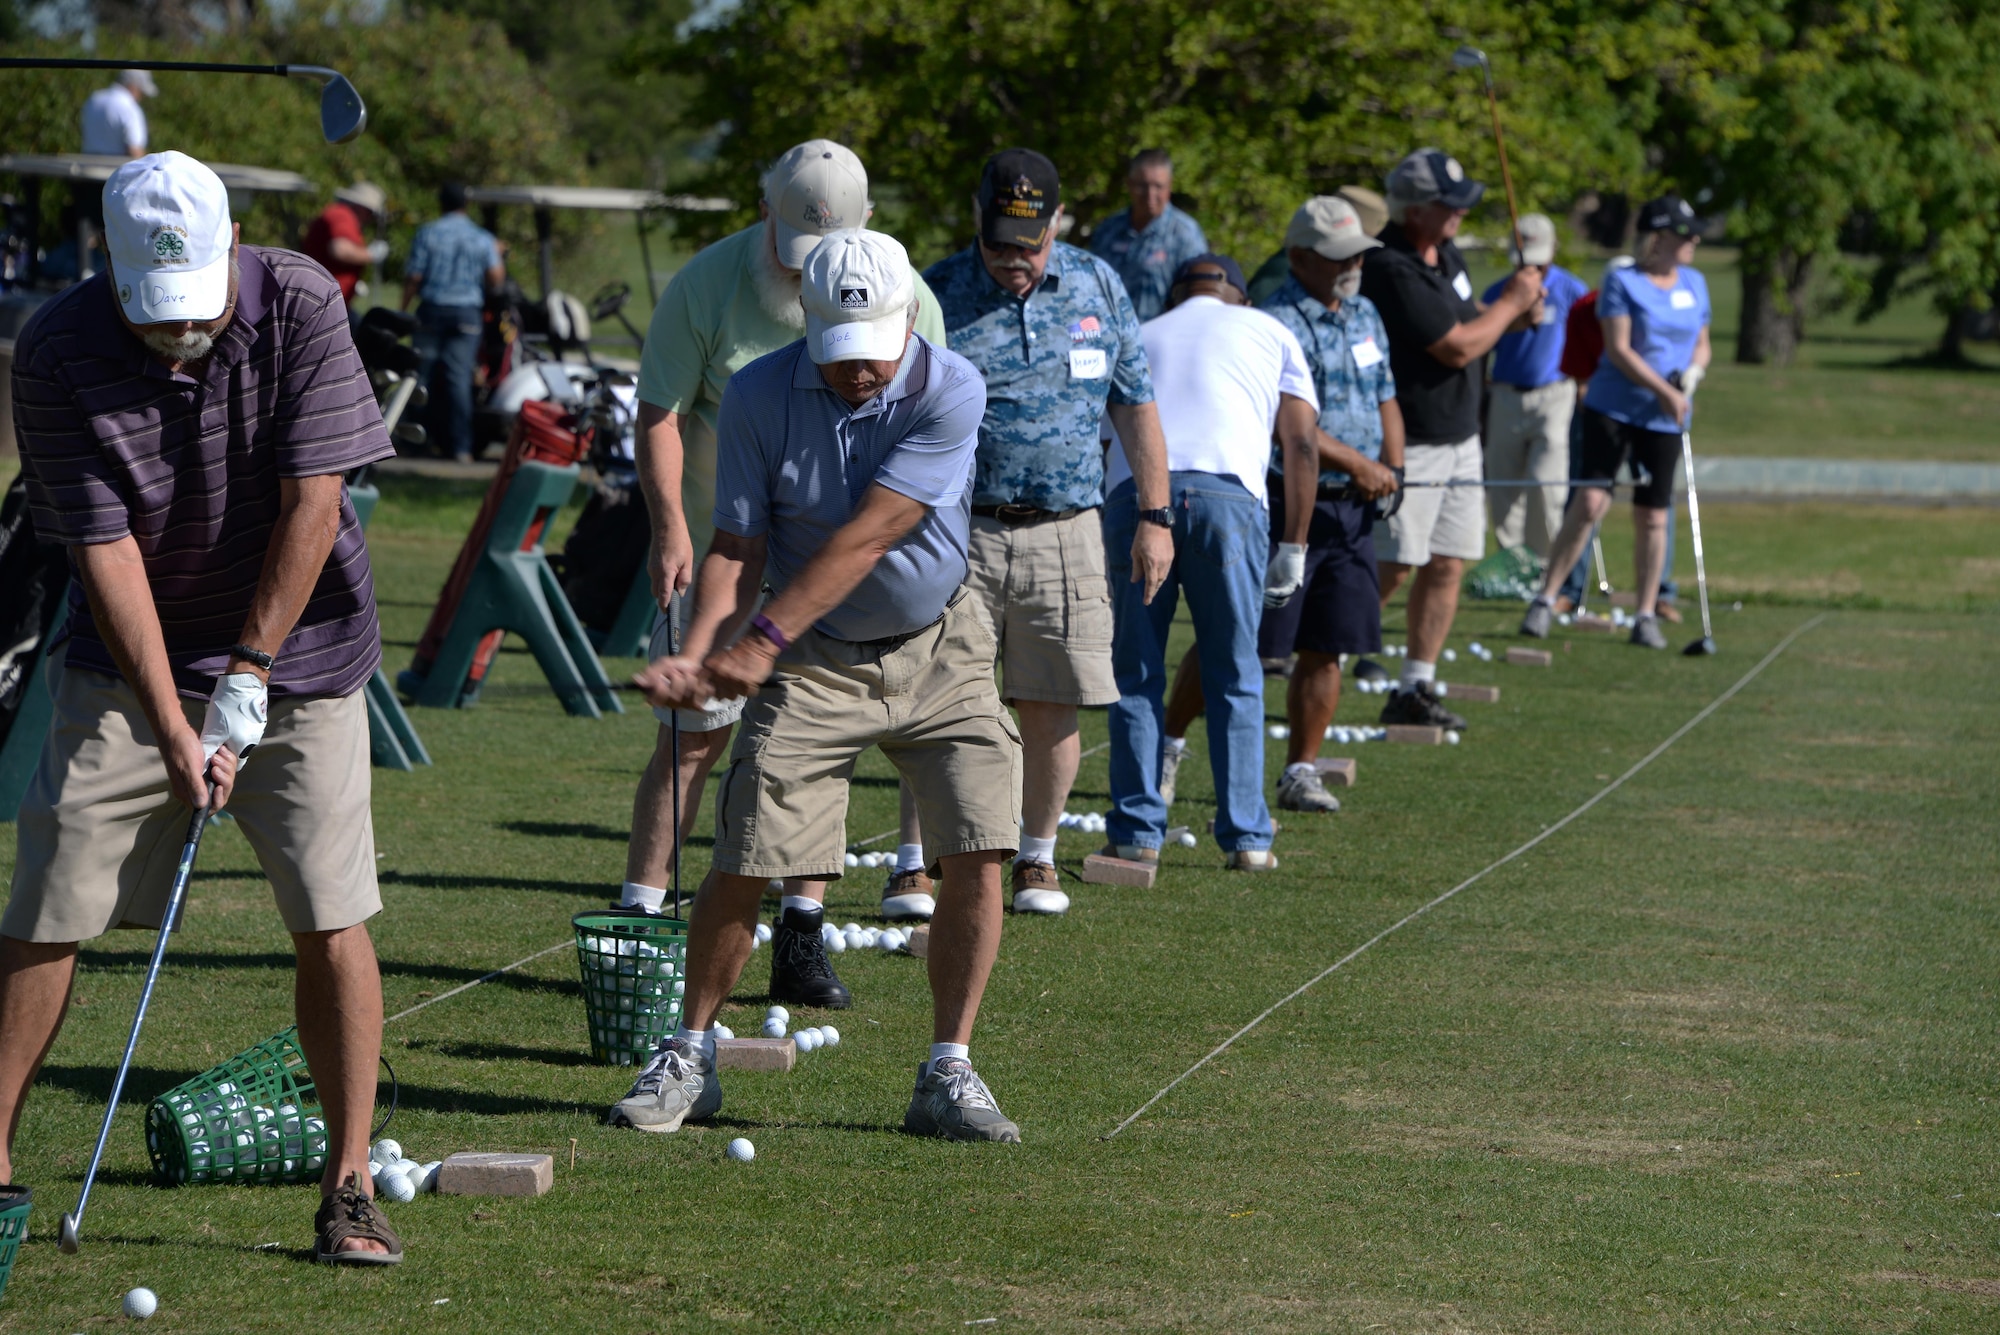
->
xmin=767 ymin=1005 xmax=789 ymax=1024
xmin=878 ymin=929 xmax=905 ymax=951
xmin=713 ymin=1024 xmax=734 ymax=1041
xmin=727 ymin=1137 xmax=755 ymax=1162
xmin=1177 ymin=831 xmax=1198 ymax=848
xmin=1267 ymin=724 xmax=1289 ymax=739
xmin=826 ymin=931 xmax=846 ymax=953
xmin=761 ymin=1017 xmax=786 ymax=1038
xmin=1446 ymin=730 xmax=1461 ymax=745
xmin=794 ymin=1029 xmax=819 ymax=1052
xmin=1442 ymin=648 xmax=1457 ymax=662
xmin=371 ymin=1138 xmax=402 ymax=1165
xmin=820 ymin=1025 xmax=840 ymax=1047
xmin=843 ymin=852 xmax=860 ymax=867
xmin=753 ymin=923 xmax=773 ymax=944
xmin=123 ymin=1287 xmax=158 ymax=1319
xmin=378 ymin=1169 xmax=416 ymax=1203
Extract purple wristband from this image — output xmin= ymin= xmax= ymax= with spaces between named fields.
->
xmin=750 ymin=613 xmax=790 ymax=652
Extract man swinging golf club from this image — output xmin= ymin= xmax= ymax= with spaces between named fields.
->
xmin=0 ymin=154 xmax=401 ymax=1262
xmin=614 ymin=229 xmax=1024 ymax=1142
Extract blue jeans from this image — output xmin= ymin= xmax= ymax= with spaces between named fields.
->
xmin=1558 ymin=407 xmax=1679 ymax=603
xmin=414 ymin=302 xmax=484 ymax=460
xmin=1104 ymin=474 xmax=1274 ymax=854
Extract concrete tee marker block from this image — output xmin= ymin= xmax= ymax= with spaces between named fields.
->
xmin=1080 ymin=854 xmax=1156 ymax=888
xmin=437 ymin=1152 xmax=554 ymax=1198
xmin=1506 ymin=647 xmax=1554 ymax=667
xmin=1312 ymin=757 xmax=1357 ymax=786
xmin=1573 ymin=614 xmax=1618 ymax=633
xmin=1384 ymin=725 xmax=1444 ymax=745
xmin=1440 ymin=682 xmax=1500 ymax=703
xmin=905 ymin=923 xmax=930 ymax=959
xmin=714 ymin=1037 xmax=796 ymax=1072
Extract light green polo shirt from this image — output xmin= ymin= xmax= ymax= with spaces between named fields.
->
xmin=638 ymin=223 xmax=947 ymax=549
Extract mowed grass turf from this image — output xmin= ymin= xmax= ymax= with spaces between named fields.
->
xmin=0 ymin=481 xmax=1995 ymax=1332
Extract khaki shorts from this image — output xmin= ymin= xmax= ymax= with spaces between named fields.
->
xmin=647 ymin=608 xmax=745 ymax=734
xmin=966 ymin=510 xmax=1118 ymax=707
xmin=712 ymin=590 xmax=1022 ymax=880
xmin=1380 ymin=436 xmax=1488 ymax=566
xmin=2 ymin=670 xmax=380 ymax=943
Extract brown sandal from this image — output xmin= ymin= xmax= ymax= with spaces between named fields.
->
xmin=313 ymin=1171 xmax=404 ymax=1265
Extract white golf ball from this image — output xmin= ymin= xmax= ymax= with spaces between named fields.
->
xmin=843 ymin=929 xmax=867 ymax=951
xmin=862 ymin=852 xmax=884 ymax=868
xmin=713 ymin=1024 xmax=734 ymax=1041
xmin=877 ymin=929 xmax=902 ymax=951
xmin=1469 ymin=641 xmax=1484 ymax=654
xmin=371 ymin=1138 xmax=402 ymax=1165
xmin=844 ymin=852 xmax=860 ymax=867
xmin=820 ymin=1025 xmax=840 ymax=1047
xmin=1267 ymin=724 xmax=1289 ymax=739
xmin=753 ymin=922 xmax=773 ymax=944
xmin=417 ymin=1161 xmax=442 ymax=1193
xmin=1434 ymin=681 xmax=1449 ymax=697
xmin=794 ymin=1029 xmax=819 ymax=1052
xmin=1442 ymin=648 xmax=1457 ymax=662
xmin=123 ymin=1286 xmax=158 ymax=1319
xmin=826 ymin=931 xmax=846 ymax=953
xmin=1446 ymin=730 xmax=1461 ymax=745
xmin=378 ymin=1168 xmax=416 ymax=1203
xmin=767 ymin=1005 xmax=790 ymax=1023
xmin=1178 ymin=831 xmax=1198 ymax=849
xmin=842 ymin=923 xmax=861 ymax=933
xmin=726 ymin=1137 xmax=755 ymax=1162
xmin=1557 ymin=613 xmax=1574 ymax=626
xmin=761 ymin=1017 xmax=786 ymax=1038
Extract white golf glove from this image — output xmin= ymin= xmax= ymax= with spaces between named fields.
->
xmin=201 ymin=672 xmax=269 ymax=762
xmin=366 ymin=239 xmax=391 ymax=265
xmin=1680 ymin=364 xmax=1705 ymax=396
xmin=1264 ymin=543 xmax=1307 ymax=609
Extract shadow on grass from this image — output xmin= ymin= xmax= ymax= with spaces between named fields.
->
xmin=704 ymin=1114 xmax=903 ymax=1136
xmin=33 ymin=1064 xmax=189 ymax=1105
xmin=78 ymin=948 xmax=299 ymax=973
xmin=380 ymin=958 xmax=580 ymax=998
xmin=499 ymin=820 xmax=629 ymax=843
xmin=388 ymin=1081 xmax=603 ymax=1118
xmin=379 ymin=871 xmax=609 ymax=897
xmin=402 ymin=1039 xmax=596 ymax=1068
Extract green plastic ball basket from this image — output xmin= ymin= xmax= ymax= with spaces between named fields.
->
xmin=144 ymin=1027 xmax=327 ymax=1186
xmin=0 ymin=1186 xmax=29 ymax=1302
xmin=573 ymin=910 xmax=689 ymax=1066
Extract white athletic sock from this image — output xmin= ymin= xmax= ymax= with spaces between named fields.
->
xmin=928 ymin=1042 xmax=969 ymax=1068
xmin=1284 ymin=761 xmax=1315 ymax=778
xmin=780 ymin=894 xmax=821 ymax=916
xmin=619 ymin=881 xmax=666 ymax=913
xmin=1162 ymin=734 xmax=1188 ymax=754
xmin=1016 ymin=834 xmax=1057 ymax=867
xmin=1399 ymin=659 xmax=1437 ymax=691
xmin=1531 ymin=591 xmax=1554 ymax=607
xmin=894 ymin=843 xmax=926 ymax=873
xmin=673 ymin=1026 xmax=714 ymax=1059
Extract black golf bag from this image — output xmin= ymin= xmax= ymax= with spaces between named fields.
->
xmin=0 ymin=473 xmax=72 ymax=749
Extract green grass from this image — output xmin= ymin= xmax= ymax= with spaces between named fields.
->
xmin=1 ymin=480 xmax=1995 ymax=1331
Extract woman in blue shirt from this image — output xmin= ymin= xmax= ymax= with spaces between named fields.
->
xmin=1519 ymin=194 xmax=1711 ymax=648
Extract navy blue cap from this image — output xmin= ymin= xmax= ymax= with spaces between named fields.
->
xmin=1171 ymin=252 xmax=1247 ymax=295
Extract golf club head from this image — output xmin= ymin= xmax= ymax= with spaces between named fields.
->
xmin=59 ymin=1211 xmax=80 ymax=1254
xmin=319 ymin=74 xmax=368 ymax=144
xmin=1683 ymin=636 xmax=1718 ymax=657
xmin=1451 ymin=45 xmax=1490 ymax=72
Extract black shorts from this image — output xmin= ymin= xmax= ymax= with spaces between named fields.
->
xmin=1257 ymin=484 xmax=1382 ymax=659
xmin=1577 ymin=406 xmax=1679 ymax=509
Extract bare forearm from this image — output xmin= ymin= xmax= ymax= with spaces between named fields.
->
xmin=1606 ymin=343 xmax=1673 ymax=400
xmin=679 ymin=548 xmax=764 ymax=663
xmin=233 ymin=475 xmax=342 ymax=676
xmin=73 ymin=539 xmax=186 ymax=738
xmin=1379 ymin=399 xmax=1405 ymax=469
xmin=400 ymin=278 xmax=419 ymax=311
xmin=1431 ymin=302 xmax=1525 ymax=368
xmin=1107 ymin=402 xmax=1170 ymax=509
xmin=1279 ymin=430 xmax=1316 ymax=546
xmin=328 ymin=238 xmax=372 ymax=267
xmin=635 ymin=410 xmax=687 ymax=533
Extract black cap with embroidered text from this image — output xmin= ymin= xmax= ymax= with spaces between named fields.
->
xmin=977 ymin=149 xmax=1061 ymax=250
xmin=1638 ymin=193 xmax=1699 ymax=238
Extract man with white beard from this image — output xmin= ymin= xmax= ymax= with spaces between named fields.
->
xmin=622 ymin=141 xmax=949 ymax=1010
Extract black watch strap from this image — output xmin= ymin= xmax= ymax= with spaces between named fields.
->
xmin=228 ymin=643 xmax=275 ymax=671
xmin=1139 ymin=507 xmax=1174 ymax=529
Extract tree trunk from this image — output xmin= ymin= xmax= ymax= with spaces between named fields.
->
xmin=1737 ymin=250 xmax=1813 ymax=366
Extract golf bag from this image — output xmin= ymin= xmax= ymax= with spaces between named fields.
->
xmin=555 ymin=470 xmax=649 ymax=636
xmin=0 ymin=474 xmax=72 ymax=750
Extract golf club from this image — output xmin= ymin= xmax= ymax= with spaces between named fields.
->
xmin=1592 ymin=533 xmax=1614 ymax=600
xmin=59 ymin=783 xmax=218 ymax=1255
xmin=1451 ymin=45 xmax=1523 ymax=260
xmin=666 ymin=595 xmax=682 ymax=917
xmin=1405 ymin=477 xmax=1618 ymax=489
xmin=0 ymin=58 xmax=367 ymax=143
xmin=1678 ymin=428 xmax=1717 ymax=655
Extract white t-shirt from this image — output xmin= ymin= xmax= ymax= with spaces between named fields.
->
xmin=81 ymin=84 xmax=147 ymax=156
xmin=1106 ymin=296 xmax=1318 ymax=508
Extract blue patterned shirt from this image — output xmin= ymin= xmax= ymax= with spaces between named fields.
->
xmin=1087 ymin=204 xmax=1210 ymax=322
xmin=1258 ymin=276 xmax=1397 ymax=487
xmin=925 ymin=241 xmax=1154 ymax=511
xmin=406 ymin=212 xmax=500 ymax=309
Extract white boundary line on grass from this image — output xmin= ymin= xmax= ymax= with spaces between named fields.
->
xmin=383 ymin=941 xmax=573 ymax=1026
xmin=1100 ymin=613 xmax=1829 ymax=1141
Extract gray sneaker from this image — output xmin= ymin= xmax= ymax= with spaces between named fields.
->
xmin=1276 ymin=766 xmax=1341 ymax=813
xmin=903 ymin=1056 xmax=1020 ymax=1143
xmin=1630 ymin=614 xmax=1668 ymax=650
xmin=607 ymin=1036 xmax=721 ymax=1133
xmin=1520 ymin=599 xmax=1554 ymax=638
xmin=1158 ymin=744 xmax=1186 ymax=806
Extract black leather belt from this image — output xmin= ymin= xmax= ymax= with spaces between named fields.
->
xmin=971 ymin=504 xmax=1087 ymax=526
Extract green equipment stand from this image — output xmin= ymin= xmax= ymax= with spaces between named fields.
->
xmin=348 ymin=484 xmax=432 ymax=771
xmin=413 ymin=461 xmax=623 ymax=718
xmin=0 ymin=594 xmax=68 ymax=822
xmin=598 ymin=566 xmax=656 ymax=660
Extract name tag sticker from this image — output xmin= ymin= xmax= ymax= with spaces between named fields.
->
xmin=1351 ymin=337 xmax=1385 ymax=369
xmin=1452 ymin=271 xmax=1473 ymax=301
xmin=1069 ymin=348 xmax=1108 ymax=379
xmin=821 ymin=324 xmax=863 ymax=355
xmin=1670 ymin=288 xmax=1697 ymax=310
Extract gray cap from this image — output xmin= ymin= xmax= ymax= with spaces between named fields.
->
xmin=764 ymin=140 xmax=870 ymax=269
xmin=1385 ymin=148 xmax=1484 ymax=211
xmin=1511 ymin=212 xmax=1557 ymax=266
xmin=121 ymin=69 xmax=159 ymax=97
xmin=1284 ymin=196 xmax=1382 ymax=261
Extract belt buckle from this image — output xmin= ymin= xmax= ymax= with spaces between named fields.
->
xmin=995 ymin=504 xmax=1040 ymax=526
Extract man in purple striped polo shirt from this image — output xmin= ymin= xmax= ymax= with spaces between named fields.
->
xmin=0 ymin=153 xmax=404 ymax=1264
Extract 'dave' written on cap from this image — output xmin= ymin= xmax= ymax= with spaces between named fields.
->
xmin=800 ymin=230 xmax=916 ymax=363
xmin=103 ymin=151 xmax=235 ymax=325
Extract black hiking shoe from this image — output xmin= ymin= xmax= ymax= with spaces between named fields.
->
xmin=768 ymin=903 xmax=852 ymax=1010
xmin=1379 ymin=682 xmax=1468 ymax=731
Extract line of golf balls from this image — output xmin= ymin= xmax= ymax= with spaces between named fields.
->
xmin=756 ymin=1005 xmax=843 ymax=1051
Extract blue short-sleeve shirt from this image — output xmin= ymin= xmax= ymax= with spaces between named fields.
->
xmin=1258 ymin=276 xmax=1397 ymax=487
xmin=406 ymin=213 xmax=501 ymax=310
xmin=1584 ymin=265 xmax=1711 ymax=432
xmin=712 ymin=334 xmax=987 ymax=642
xmin=1484 ymin=264 xmax=1589 ymax=389
xmin=924 ymin=242 xmax=1154 ymax=511
xmin=1087 ymin=204 xmax=1210 ymax=322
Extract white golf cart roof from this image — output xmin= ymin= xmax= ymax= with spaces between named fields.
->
xmin=0 ymin=152 xmax=317 ymax=194
xmin=465 ymin=185 xmax=731 ymax=213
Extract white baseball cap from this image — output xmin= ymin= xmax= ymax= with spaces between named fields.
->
xmin=103 ymin=152 xmax=233 ymax=325
xmin=800 ymin=230 xmax=914 ymax=364
xmin=765 ymin=140 xmax=870 ymax=269
xmin=1511 ymin=212 xmax=1558 ymax=266
xmin=1284 ymin=195 xmax=1383 ymax=261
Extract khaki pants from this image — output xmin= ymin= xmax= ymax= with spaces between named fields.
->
xmin=1485 ymin=381 xmax=1575 ymax=558
xmin=2 ymin=670 xmax=380 ymax=943
xmin=965 ymin=510 xmax=1119 ymax=707
xmin=712 ymin=591 xmax=1022 ymax=880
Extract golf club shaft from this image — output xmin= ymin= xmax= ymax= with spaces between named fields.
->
xmin=65 ymin=785 xmax=215 ymax=1249
xmin=1406 ymin=478 xmax=1617 ymax=489
xmin=1481 ymin=73 xmax=1525 ymax=261
xmin=0 ymin=57 xmax=304 ymax=77
xmin=1679 ymin=430 xmax=1714 ymax=640
xmin=667 ymin=596 xmax=682 ymax=916
xmin=1591 ymin=532 xmax=1613 ymax=598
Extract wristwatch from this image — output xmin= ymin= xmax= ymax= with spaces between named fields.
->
xmin=1138 ymin=508 xmax=1174 ymax=529
xmin=228 ymin=643 xmax=275 ymax=671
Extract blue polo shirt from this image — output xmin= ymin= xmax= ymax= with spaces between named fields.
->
xmin=712 ymin=335 xmax=986 ymax=642
xmin=1258 ymin=276 xmax=1397 ymax=487
xmin=1483 ymin=264 xmax=1588 ymax=389
xmin=1087 ymin=203 xmax=1210 ymax=322
xmin=406 ymin=212 xmax=500 ymax=309
xmin=924 ymin=241 xmax=1153 ymax=511
xmin=1585 ymin=265 xmax=1712 ymax=432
